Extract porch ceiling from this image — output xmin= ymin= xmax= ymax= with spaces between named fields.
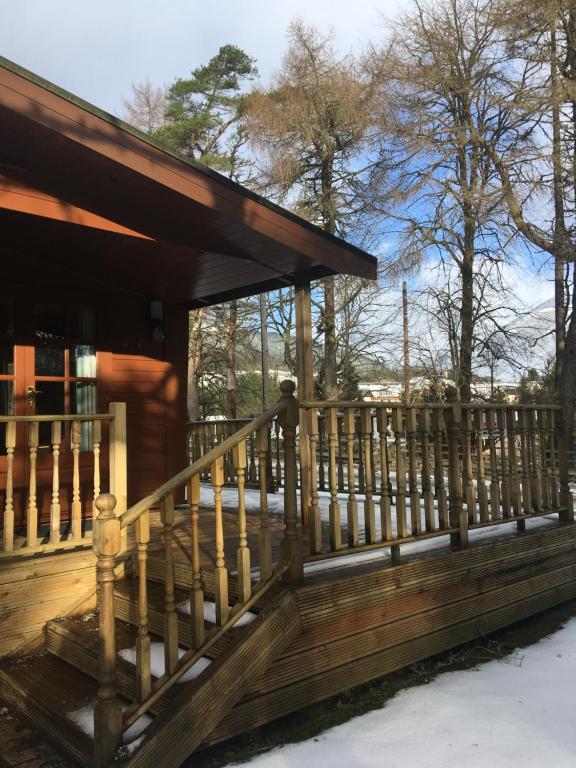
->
xmin=0 ymin=57 xmax=377 ymax=307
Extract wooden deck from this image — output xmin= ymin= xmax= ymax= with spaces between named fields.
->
xmin=1 ymin=393 xmax=575 ymax=768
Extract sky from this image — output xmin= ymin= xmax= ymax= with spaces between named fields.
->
xmin=0 ymin=0 xmax=410 ymax=117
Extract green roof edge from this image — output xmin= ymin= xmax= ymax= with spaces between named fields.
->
xmin=0 ymin=55 xmax=377 ymax=269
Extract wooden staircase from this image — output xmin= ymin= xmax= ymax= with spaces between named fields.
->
xmin=0 ymin=555 xmax=301 ymax=766
xmin=0 ymin=385 xmax=304 ymax=767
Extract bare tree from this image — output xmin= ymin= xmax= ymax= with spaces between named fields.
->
xmin=245 ymin=20 xmax=380 ymax=398
xmin=484 ymin=0 xmax=576 ymax=406
xmin=370 ymin=0 xmax=527 ymax=401
xmin=122 ymin=80 xmax=166 ymax=134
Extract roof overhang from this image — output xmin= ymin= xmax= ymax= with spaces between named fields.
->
xmin=0 ymin=57 xmax=378 ymax=307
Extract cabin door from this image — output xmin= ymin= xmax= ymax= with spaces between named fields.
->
xmin=1 ymin=300 xmax=99 ymax=529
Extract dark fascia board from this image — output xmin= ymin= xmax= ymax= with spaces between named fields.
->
xmin=0 ymin=55 xmax=377 ymax=275
xmin=186 ymin=266 xmax=335 ymax=309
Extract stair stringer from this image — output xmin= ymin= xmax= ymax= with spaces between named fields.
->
xmin=122 ymin=588 xmax=302 ymax=768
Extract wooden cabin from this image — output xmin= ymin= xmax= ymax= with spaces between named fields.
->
xmin=0 ymin=57 xmax=575 ymax=768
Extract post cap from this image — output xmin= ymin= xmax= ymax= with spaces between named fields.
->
xmin=280 ymin=379 xmax=296 ymax=397
xmin=95 ymin=493 xmax=117 ymax=516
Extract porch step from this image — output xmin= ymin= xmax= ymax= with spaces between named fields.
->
xmin=143 ymin=554 xmax=284 ymax=609
xmin=112 ymin=577 xmax=250 ymax=655
xmin=120 ymin=587 xmax=301 ymax=768
xmin=0 ymin=653 xmax=100 ymax=767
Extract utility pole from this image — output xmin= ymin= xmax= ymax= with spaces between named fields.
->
xmin=403 ymin=281 xmax=410 ymax=405
xmin=260 ymin=293 xmax=270 ymax=410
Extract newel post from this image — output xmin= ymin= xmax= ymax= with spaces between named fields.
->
xmin=94 ymin=493 xmax=123 ymax=766
xmin=444 ymin=391 xmax=468 ymax=549
xmin=279 ymin=380 xmax=304 ymax=583
xmin=558 ymin=404 xmax=574 ymax=523
xmin=109 ymin=402 xmax=128 ymax=551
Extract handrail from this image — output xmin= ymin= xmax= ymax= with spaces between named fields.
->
xmin=0 ymin=412 xmax=114 ymax=422
xmin=187 ymin=417 xmax=252 ymax=426
xmin=121 ymin=400 xmax=287 ymax=529
xmin=300 ymin=400 xmax=563 ymax=410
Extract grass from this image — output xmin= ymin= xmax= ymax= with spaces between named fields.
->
xmin=187 ymin=597 xmax=576 ymax=767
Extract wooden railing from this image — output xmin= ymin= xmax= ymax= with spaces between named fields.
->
xmin=300 ymin=400 xmax=574 ymax=561
xmin=92 ymin=382 xmax=302 ymax=765
xmin=188 ymin=417 xmax=284 ymax=489
xmin=0 ymin=403 xmax=126 ymax=557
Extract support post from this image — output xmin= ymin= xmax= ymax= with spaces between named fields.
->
xmin=109 ymin=402 xmax=127 ymax=550
xmin=279 ymin=380 xmax=304 ymax=583
xmin=295 ymin=283 xmax=314 ymax=527
xmin=93 ymin=493 xmax=123 ymax=767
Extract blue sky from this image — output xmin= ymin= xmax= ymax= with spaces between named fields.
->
xmin=0 ymin=0 xmax=410 ymax=116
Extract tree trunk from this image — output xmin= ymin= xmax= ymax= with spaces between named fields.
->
xmin=187 ymin=309 xmax=204 ymax=421
xmin=459 ymin=254 xmax=474 ymax=403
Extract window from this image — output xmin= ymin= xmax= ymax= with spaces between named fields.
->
xmin=35 ymin=306 xmax=97 ymax=448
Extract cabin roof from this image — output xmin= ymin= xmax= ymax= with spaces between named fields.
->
xmin=0 ymin=56 xmax=378 ymax=307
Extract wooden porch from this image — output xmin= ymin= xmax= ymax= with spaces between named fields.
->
xmin=1 ymin=383 xmax=575 ymax=767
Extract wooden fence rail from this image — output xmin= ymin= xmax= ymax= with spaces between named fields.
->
xmin=0 ymin=403 xmax=126 ymax=557
xmin=92 ymin=381 xmax=302 ymax=765
xmin=300 ymin=401 xmax=574 ymax=560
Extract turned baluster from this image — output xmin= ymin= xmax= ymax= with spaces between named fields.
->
xmin=392 ymin=408 xmax=407 ymax=540
xmin=278 ymin=380 xmax=303 ymax=583
xmin=27 ymin=421 xmax=39 ymax=549
xmin=343 ymin=408 xmax=359 ymax=548
xmin=462 ymin=410 xmax=475 ymax=524
xmin=486 ymin=409 xmax=500 ymax=520
xmin=326 ymin=407 xmax=342 ymax=550
xmin=537 ymin=410 xmax=550 ymax=510
xmin=406 ymin=408 xmax=421 ymax=535
xmin=50 ymin=421 xmax=62 ymax=544
xmin=548 ymin=409 xmax=560 ymax=509
xmin=93 ymin=493 xmax=122 ymax=767
xmin=518 ymin=410 xmax=531 ymax=526
xmin=357 ymin=415 xmax=365 ymax=494
xmin=337 ymin=414 xmax=345 ymax=491
xmin=557 ymin=406 xmax=574 ymax=522
xmin=360 ymin=409 xmax=376 ymax=544
xmin=432 ymin=409 xmax=448 ymax=529
xmin=376 ymin=408 xmax=393 ymax=541
xmin=161 ymin=493 xmax=179 ymax=672
xmin=188 ymin=473 xmax=205 ymax=649
xmin=2 ymin=421 xmax=15 ymax=552
xmin=256 ymin=426 xmax=272 ymax=579
xmin=248 ymin=432 xmax=257 ymax=484
xmin=93 ymin=420 xmax=102 ymax=501
xmin=71 ymin=420 xmax=82 ymax=540
xmin=506 ymin=409 xmax=522 ymax=518
xmin=135 ymin=509 xmax=151 ymax=701
xmin=274 ymin=420 xmax=282 ymax=486
xmin=526 ymin=410 xmax=540 ymax=512
xmin=308 ymin=409 xmax=322 ymax=554
xmin=318 ymin=416 xmax=326 ymax=492
xmin=420 ymin=408 xmax=435 ymax=532
xmin=444 ymin=401 xmax=467 ymax=548
xmin=497 ymin=410 xmax=511 ymax=518
xmin=475 ymin=410 xmax=488 ymax=523
xmin=211 ymin=457 xmax=229 ymax=624
xmin=233 ymin=440 xmax=251 ymax=602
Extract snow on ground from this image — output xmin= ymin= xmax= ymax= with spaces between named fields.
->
xmin=176 ymin=598 xmax=257 ymax=627
xmin=225 ymin=616 xmax=576 ymax=768
xmin=118 ymin=642 xmax=211 ymax=682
